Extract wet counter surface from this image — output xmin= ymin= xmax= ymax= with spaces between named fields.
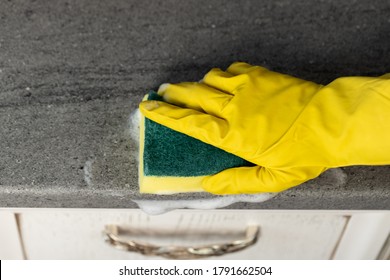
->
xmin=1 ymin=0 xmax=389 ymax=209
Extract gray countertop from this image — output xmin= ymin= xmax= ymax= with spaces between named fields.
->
xmin=1 ymin=0 xmax=389 ymax=210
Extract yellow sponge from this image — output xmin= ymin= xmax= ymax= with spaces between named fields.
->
xmin=139 ymin=92 xmax=253 ymax=194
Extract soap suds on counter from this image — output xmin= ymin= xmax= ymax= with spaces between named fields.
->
xmin=133 ymin=193 xmax=276 ymax=215
xmin=128 ymin=109 xmax=141 ymax=163
xmin=128 ymin=109 xmax=141 ymax=144
xmin=327 ymin=168 xmax=348 ymax=186
xmin=83 ymin=159 xmax=94 ymax=186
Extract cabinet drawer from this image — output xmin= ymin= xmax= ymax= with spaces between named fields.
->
xmin=18 ymin=210 xmax=347 ymax=259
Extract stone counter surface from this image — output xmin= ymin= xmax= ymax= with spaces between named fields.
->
xmin=1 ymin=0 xmax=389 ymax=209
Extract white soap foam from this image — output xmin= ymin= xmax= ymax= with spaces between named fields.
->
xmin=83 ymin=158 xmax=94 ymax=186
xmin=327 ymin=168 xmax=348 ymax=186
xmin=133 ymin=193 xmax=276 ymax=215
xmin=128 ymin=109 xmax=141 ymax=147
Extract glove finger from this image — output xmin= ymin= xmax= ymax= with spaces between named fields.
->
xmin=226 ymin=62 xmax=259 ymax=75
xmin=203 ymin=68 xmax=249 ymax=94
xmin=140 ymin=100 xmax=229 ymax=147
xmin=157 ymin=82 xmax=233 ymax=118
xmin=380 ymin=73 xmax=390 ymax=79
xmin=202 ymin=165 xmax=327 ymax=194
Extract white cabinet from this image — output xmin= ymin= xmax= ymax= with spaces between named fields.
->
xmin=6 ymin=209 xmax=389 ymax=260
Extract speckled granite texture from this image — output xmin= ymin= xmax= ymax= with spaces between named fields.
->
xmin=0 ymin=0 xmax=389 ymax=209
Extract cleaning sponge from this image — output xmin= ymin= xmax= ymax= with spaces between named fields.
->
xmin=139 ymin=91 xmax=253 ymax=194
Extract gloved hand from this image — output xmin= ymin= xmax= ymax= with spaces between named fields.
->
xmin=139 ymin=62 xmax=390 ymax=194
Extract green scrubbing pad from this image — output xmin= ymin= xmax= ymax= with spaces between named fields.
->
xmin=139 ymin=91 xmax=253 ymax=194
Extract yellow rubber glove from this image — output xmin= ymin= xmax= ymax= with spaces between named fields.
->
xmin=139 ymin=62 xmax=390 ymax=194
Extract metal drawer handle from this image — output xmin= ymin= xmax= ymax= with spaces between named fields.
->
xmin=104 ymin=224 xmax=260 ymax=259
